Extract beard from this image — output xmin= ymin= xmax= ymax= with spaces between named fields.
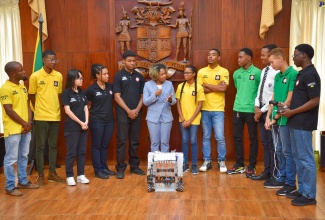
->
xmin=22 ymin=76 xmax=28 ymax=81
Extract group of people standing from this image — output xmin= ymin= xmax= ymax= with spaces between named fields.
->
xmin=230 ymin=44 xmax=320 ymax=207
xmin=0 ymin=44 xmax=320 ymax=207
xmin=142 ymin=43 xmax=320 ymax=207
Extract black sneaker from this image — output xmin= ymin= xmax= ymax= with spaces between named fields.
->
xmin=183 ymin=164 xmax=189 ymax=173
xmin=251 ymin=171 xmax=271 ymax=181
xmin=103 ymin=168 xmax=116 ymax=176
xmin=116 ymin=171 xmax=124 ymax=179
xmin=191 ymin=164 xmax=199 ymax=175
xmin=130 ymin=168 xmax=145 ymax=175
xmin=291 ymin=195 xmax=317 ymax=206
xmin=246 ymin=166 xmax=256 ymax=178
xmin=227 ymin=164 xmax=246 ymax=174
xmin=95 ymin=172 xmax=109 ymax=179
xmin=286 ymin=190 xmax=302 ymax=199
xmin=276 ymin=184 xmax=296 ymax=196
xmin=264 ymin=180 xmax=285 ymax=188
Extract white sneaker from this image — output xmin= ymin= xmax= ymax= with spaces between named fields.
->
xmin=199 ymin=160 xmax=212 ymax=172
xmin=66 ymin=177 xmax=76 ymax=186
xmin=77 ymin=175 xmax=90 ymax=184
xmin=219 ymin=161 xmax=227 ymax=173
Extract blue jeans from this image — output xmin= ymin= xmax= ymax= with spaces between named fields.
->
xmin=180 ymin=123 xmax=198 ymax=165
xmin=272 ymin=125 xmax=296 ymax=185
xmin=4 ymin=132 xmax=31 ymax=190
xmin=201 ymin=111 xmax=226 ymax=161
xmin=89 ymin=121 xmax=114 ymax=174
xmin=147 ymin=118 xmax=172 ymax=152
xmin=289 ymin=128 xmax=316 ymax=199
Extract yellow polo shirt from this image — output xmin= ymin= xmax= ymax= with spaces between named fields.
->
xmin=197 ymin=65 xmax=229 ymax=111
xmin=29 ymin=68 xmax=62 ymax=121
xmin=0 ymin=80 xmax=29 ymax=137
xmin=175 ymin=82 xmax=206 ymax=125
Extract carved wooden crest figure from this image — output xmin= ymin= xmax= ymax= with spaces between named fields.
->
xmin=132 ymin=0 xmax=175 ymax=62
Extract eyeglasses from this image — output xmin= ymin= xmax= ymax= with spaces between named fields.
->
xmin=292 ymin=53 xmax=303 ymax=58
xmin=45 ymin=59 xmax=59 ymax=63
xmin=184 ymin=72 xmax=193 ymax=74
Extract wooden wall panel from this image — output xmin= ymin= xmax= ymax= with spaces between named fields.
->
xmin=221 ymin=0 xmax=245 ymax=49
xmin=195 ymin=0 xmax=222 ymax=50
xmin=244 ymin=0 xmax=265 ymax=49
xmin=43 ymin=0 xmax=67 ymax=52
xmin=87 ymin=0 xmax=110 ymax=52
xmin=65 ymin=0 xmax=89 ymax=52
xmin=66 ymin=52 xmax=90 ymax=87
xmin=19 ymin=0 xmax=292 ymax=164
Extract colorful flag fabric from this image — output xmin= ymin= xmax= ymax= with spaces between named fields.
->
xmin=32 ymin=31 xmax=43 ymax=72
xmin=259 ymin=0 xmax=283 ymax=39
xmin=28 ymin=0 xmax=48 ymax=41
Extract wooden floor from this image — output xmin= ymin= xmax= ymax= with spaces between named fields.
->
xmin=1 ymin=161 xmax=325 ymax=220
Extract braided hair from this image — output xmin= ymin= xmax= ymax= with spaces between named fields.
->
xmin=180 ymin=65 xmax=197 ymax=103
xmin=91 ymin=64 xmax=107 ymax=79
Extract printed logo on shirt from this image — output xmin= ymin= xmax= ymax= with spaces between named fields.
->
xmin=307 ymin=82 xmax=316 ymax=88
xmin=39 ymin=81 xmax=45 ymax=85
xmin=224 ymin=76 xmax=229 ymax=79
xmin=23 ymin=88 xmax=27 ymax=93
xmin=203 ymin=75 xmax=208 ymax=78
xmin=70 ymin=98 xmax=77 ymax=102
xmin=237 ymin=75 xmax=242 ymax=79
xmin=136 ymin=77 xmax=139 ymax=82
xmin=96 ymin=92 xmax=102 ymax=96
xmin=1 ymin=95 xmax=8 ymax=100
xmin=249 ymin=75 xmax=255 ymax=80
xmin=54 ymin=81 xmax=59 ymax=87
xmin=12 ymin=90 xmax=18 ymax=95
xmin=268 ymin=83 xmax=273 ymax=88
xmin=122 ymin=76 xmax=127 ymax=81
xmin=215 ymin=75 xmax=220 ymax=80
xmin=282 ymin=78 xmax=287 ymax=84
xmin=192 ymin=91 xmax=197 ymax=96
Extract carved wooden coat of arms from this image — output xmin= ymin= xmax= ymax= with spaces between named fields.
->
xmin=116 ymin=0 xmax=192 ymax=80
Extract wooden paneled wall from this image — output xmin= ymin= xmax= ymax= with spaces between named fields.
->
xmin=19 ymin=0 xmax=292 ymax=163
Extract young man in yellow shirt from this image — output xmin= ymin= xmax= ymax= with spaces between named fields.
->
xmin=29 ymin=50 xmax=64 ymax=186
xmin=197 ymin=48 xmax=229 ymax=172
xmin=0 ymin=62 xmax=39 ymax=196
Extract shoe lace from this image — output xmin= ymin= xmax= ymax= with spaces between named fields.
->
xmin=203 ymin=160 xmax=209 ymax=166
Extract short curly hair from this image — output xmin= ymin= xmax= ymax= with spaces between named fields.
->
xmin=149 ymin=64 xmax=168 ymax=80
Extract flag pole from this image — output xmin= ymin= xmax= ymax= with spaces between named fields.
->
xmin=28 ymin=13 xmax=44 ymax=176
xmin=39 ymin=13 xmax=44 ymax=48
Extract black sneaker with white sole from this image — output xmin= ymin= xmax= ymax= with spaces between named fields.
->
xmin=276 ymin=184 xmax=296 ymax=196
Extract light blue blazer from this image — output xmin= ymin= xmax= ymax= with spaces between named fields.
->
xmin=143 ymin=80 xmax=176 ymax=123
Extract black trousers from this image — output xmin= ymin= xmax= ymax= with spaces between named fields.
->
xmin=115 ymin=112 xmax=142 ymax=172
xmin=232 ymin=111 xmax=258 ymax=168
xmin=64 ymin=130 xmax=88 ymax=177
xmin=258 ymin=112 xmax=275 ymax=175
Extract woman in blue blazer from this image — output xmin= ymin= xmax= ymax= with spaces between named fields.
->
xmin=143 ymin=64 xmax=176 ymax=152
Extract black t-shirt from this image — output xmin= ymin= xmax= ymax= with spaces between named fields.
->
xmin=85 ymin=82 xmax=114 ymax=123
xmin=62 ymin=88 xmax=88 ymax=132
xmin=113 ymin=68 xmax=145 ymax=115
xmin=287 ymin=64 xmax=321 ymax=131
